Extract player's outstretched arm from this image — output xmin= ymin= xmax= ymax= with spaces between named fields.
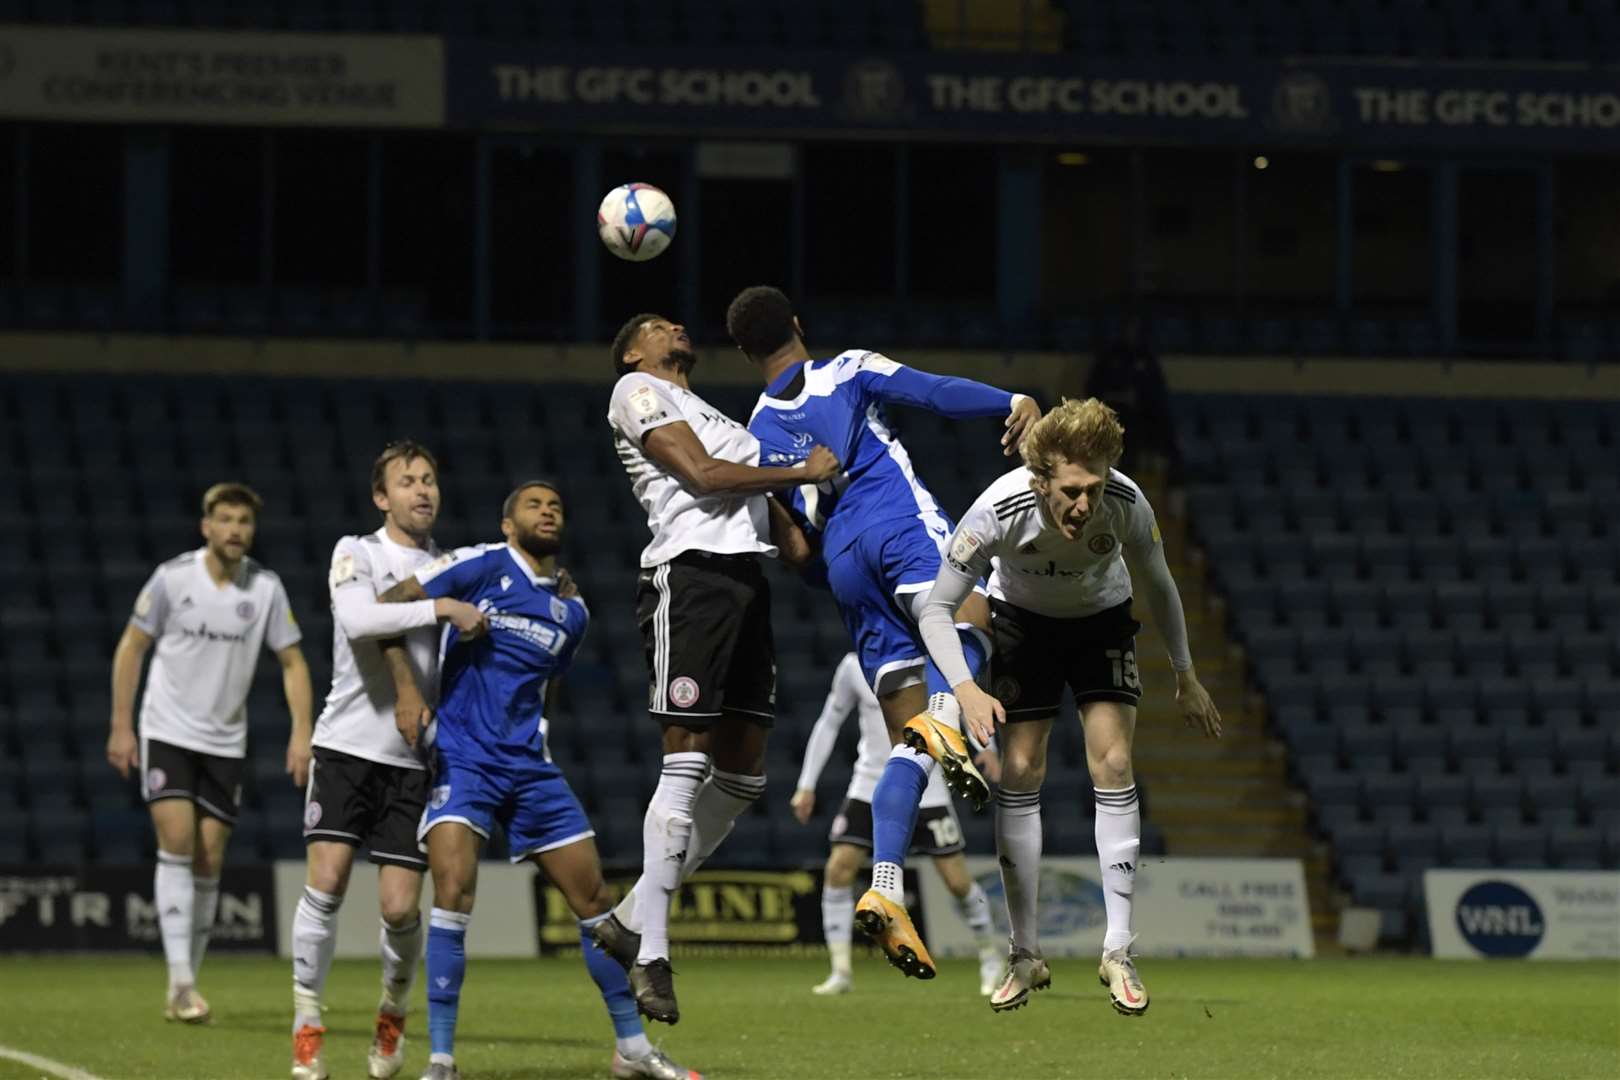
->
xmin=917 ymin=564 xmax=1005 ymax=746
xmin=644 ymin=421 xmax=841 ymax=497
xmin=853 ymin=356 xmax=1040 ymax=457
xmin=107 ymin=624 xmax=153 ymax=778
xmin=376 ymin=577 xmax=488 ymax=639
xmin=277 ymin=644 xmax=315 ymax=786
xmin=1125 ymin=542 xmax=1222 ymax=740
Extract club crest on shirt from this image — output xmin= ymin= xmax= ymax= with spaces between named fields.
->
xmin=236 ymin=600 xmax=257 ymax=621
xmin=431 ymin=784 xmax=451 ymax=810
xmin=669 ymin=676 xmax=700 ymax=709
xmin=1088 ymin=534 xmax=1117 ymax=555
xmin=303 ymin=801 xmax=322 ymax=829
xmin=993 ymin=676 xmax=1021 ymax=706
xmin=550 ymin=596 xmax=568 ymax=623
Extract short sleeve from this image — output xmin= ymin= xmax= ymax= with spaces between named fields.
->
xmin=264 ymin=577 xmax=303 ymax=652
xmin=129 ymin=567 xmax=170 ymax=636
xmin=327 ymin=536 xmax=374 ymax=596
xmin=608 ymin=373 xmax=684 ymax=443
xmin=416 ymin=545 xmax=490 ymax=601
xmin=943 ymin=502 xmax=999 ymax=580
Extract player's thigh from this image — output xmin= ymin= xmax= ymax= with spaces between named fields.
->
xmin=532 ymin=835 xmax=612 ymax=918
xmin=878 ymin=683 xmax=927 ymax=739
xmin=366 ymin=759 xmax=431 ymax=879
xmin=1081 ymin=700 xmax=1137 ymax=783
xmin=148 ymin=797 xmax=198 ymax=856
xmin=718 ymin=567 xmax=776 ymax=739
xmin=825 ymin=540 xmax=925 ymax=713
xmin=638 ymin=556 xmax=745 ymax=729
xmin=988 ymin=600 xmax=1067 ymax=727
xmin=305 ymin=840 xmax=358 ymax=896
xmin=998 ymin=717 xmax=1054 ymax=789
xmin=425 ymin=822 xmax=483 ymax=912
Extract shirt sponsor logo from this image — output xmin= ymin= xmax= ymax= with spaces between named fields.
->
xmin=1088 ymin=534 xmax=1117 ymax=555
xmin=180 ymin=622 xmax=249 ymax=644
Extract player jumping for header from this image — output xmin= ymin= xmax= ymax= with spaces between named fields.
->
xmin=728 ymin=284 xmax=1040 ymax=980
xmin=916 ymin=398 xmax=1221 ymax=1015
xmin=379 ymin=483 xmax=703 ymax=1080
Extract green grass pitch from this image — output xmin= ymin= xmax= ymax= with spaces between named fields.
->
xmin=1 ymin=954 xmax=1615 ymax=1079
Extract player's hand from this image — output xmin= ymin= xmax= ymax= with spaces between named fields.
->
xmin=285 ymin=732 xmax=313 ymax=787
xmin=106 ymin=726 xmax=139 ymax=779
xmin=395 ymin=693 xmax=432 ymax=749
xmin=435 ymin=598 xmax=489 ymax=640
xmin=1176 ymin=671 xmax=1222 ymax=739
xmin=956 ymin=682 xmax=1005 ymax=747
xmin=974 ymin=748 xmax=1003 ymax=785
xmin=801 ymin=445 xmax=841 ymax=483
xmin=1002 ymin=395 xmax=1040 ymax=456
xmin=790 ymin=788 xmax=815 ymax=825
xmin=556 ymin=568 xmax=580 ymax=600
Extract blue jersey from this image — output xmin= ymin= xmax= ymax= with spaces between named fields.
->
xmin=748 ymin=350 xmax=1014 ymax=562
xmin=415 ymin=543 xmax=588 ymax=767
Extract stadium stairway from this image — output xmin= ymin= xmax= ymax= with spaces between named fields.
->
xmin=1129 ymin=465 xmax=1339 ymax=940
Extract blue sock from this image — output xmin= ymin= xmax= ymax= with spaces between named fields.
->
xmin=579 ymin=914 xmax=644 ymax=1043
xmin=427 ymin=908 xmax=469 ymax=1058
xmin=925 ymin=625 xmax=990 ymax=697
xmin=871 ymin=752 xmax=929 ymax=867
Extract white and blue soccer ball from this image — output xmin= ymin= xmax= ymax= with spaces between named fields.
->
xmin=597 ymin=183 xmax=677 ymax=262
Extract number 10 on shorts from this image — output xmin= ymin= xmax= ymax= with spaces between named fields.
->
xmin=1106 ymin=648 xmax=1141 ymax=691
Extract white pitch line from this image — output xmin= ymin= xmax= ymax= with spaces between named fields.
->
xmin=0 ymin=1043 xmax=108 ymax=1080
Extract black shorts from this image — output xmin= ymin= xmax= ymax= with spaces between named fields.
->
xmin=636 ymin=551 xmax=776 ymax=729
xmin=141 ymin=737 xmax=243 ymax=825
xmin=302 ymin=746 xmax=430 ymax=870
xmin=990 ymin=597 xmax=1143 ymax=722
xmin=828 ymin=797 xmax=966 ymax=857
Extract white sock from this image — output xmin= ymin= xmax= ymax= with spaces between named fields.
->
xmin=957 ymin=879 xmax=995 ymax=948
xmin=617 ymin=1032 xmax=654 ymax=1059
xmin=430 ymin=1053 xmax=455 ymax=1067
xmin=995 ymin=788 xmax=1042 ymax=952
xmin=822 ymin=885 xmax=854 ymax=976
xmin=634 ymin=752 xmax=709 ymax=963
xmin=155 ymin=851 xmax=195 ymax=993
xmin=870 ymin=860 xmax=903 ymax=903
xmin=292 ymin=886 xmax=341 ymax=1030
xmin=190 ymin=875 xmax=220 ymax=981
xmin=380 ymin=915 xmax=422 ymax=1015
xmin=1096 ymin=784 xmax=1141 ymax=953
xmin=615 ymin=766 xmax=765 ymax=934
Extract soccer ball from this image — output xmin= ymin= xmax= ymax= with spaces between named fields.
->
xmin=597 ymin=183 xmax=677 ymax=262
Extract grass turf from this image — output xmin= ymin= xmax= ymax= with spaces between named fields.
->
xmin=1 ymin=954 xmax=1616 ymax=1080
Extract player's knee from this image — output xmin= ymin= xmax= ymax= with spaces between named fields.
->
xmin=1001 ymin=749 xmax=1046 ymax=789
xmin=380 ymin=896 xmax=419 ymax=927
xmin=1090 ymin=748 xmax=1133 ymax=788
xmin=824 ymin=849 xmax=859 ymax=887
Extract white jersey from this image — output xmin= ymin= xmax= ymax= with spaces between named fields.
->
xmin=315 ymin=528 xmax=444 ymax=770
xmin=948 ymin=466 xmax=1160 ymax=619
xmin=796 ymin=653 xmax=951 ymax=809
xmin=131 ymin=549 xmax=302 ymax=759
xmin=607 ymin=372 xmax=775 ymax=568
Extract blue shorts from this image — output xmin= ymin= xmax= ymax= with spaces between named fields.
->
xmin=825 ymin=511 xmax=957 ymax=693
xmin=418 ymin=751 xmax=595 ymax=864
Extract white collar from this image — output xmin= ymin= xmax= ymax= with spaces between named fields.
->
xmin=504 ymin=543 xmax=556 ymax=588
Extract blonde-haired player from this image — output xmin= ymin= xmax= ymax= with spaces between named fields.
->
xmin=916 ymin=398 xmax=1222 ymax=1015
